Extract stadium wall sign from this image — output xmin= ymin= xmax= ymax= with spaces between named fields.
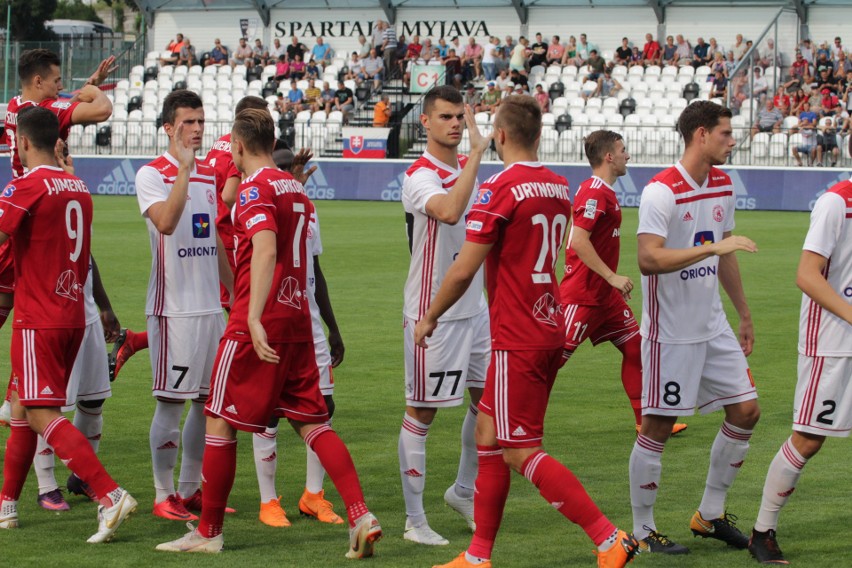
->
xmin=273 ymin=19 xmax=490 ymax=40
xmin=2 ymin=157 xmax=841 ymax=212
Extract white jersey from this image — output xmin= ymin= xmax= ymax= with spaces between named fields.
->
xmin=402 ymin=151 xmax=487 ymax=321
xmin=306 ymin=209 xmax=327 ymax=346
xmin=136 ymin=153 xmax=221 ymax=317
xmin=83 ymin=257 xmax=99 ymax=325
xmin=638 ymin=162 xmax=736 ymax=344
xmin=798 ymin=182 xmax=852 ymax=357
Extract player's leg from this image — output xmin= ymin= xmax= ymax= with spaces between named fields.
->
xmin=0 ymin=273 xmax=14 ymax=426
xmin=33 ymin=435 xmax=66 ymax=510
xmin=253 ymin=415 xmax=290 ymax=527
xmin=1 ymin=388 xmax=35 ymax=529
xmin=67 ymin=399 xmax=105 ymax=501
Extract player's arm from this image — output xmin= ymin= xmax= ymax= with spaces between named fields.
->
xmin=221 ymin=175 xmax=241 ymax=208
xmin=145 ymin=124 xmax=193 ymax=235
xmin=69 ymin=85 xmax=113 ymax=125
xmin=570 ymin=226 xmax=633 ymax=299
xmin=0 ymin=231 xmax=8 ymax=246
xmin=717 ymin=230 xmax=754 ymax=355
xmin=90 ymin=255 xmax=121 ymax=342
xmin=247 ymin=230 xmax=280 ymax=363
xmin=414 ymin=240 xmax=492 ymax=347
xmin=216 ymin=234 xmax=234 ymax=299
xmin=797 ymin=251 xmax=852 ymax=325
xmin=313 ymin=255 xmax=344 ymax=366
xmin=424 ymin=105 xmax=492 ymax=225
xmin=637 ymin=232 xmax=758 ymax=275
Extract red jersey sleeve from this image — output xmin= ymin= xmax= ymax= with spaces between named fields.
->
xmin=235 ymin=184 xmax=278 ymax=238
xmin=465 ymin=183 xmax=513 ymax=245
xmin=0 ymin=180 xmax=39 ymax=236
xmin=571 ymin=186 xmax=606 ymax=232
xmin=42 ymin=99 xmax=81 ymax=139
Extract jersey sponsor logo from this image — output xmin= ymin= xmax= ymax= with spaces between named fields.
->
xmin=277 ymin=276 xmax=303 ymax=308
xmin=207 ymin=189 xmax=215 ymax=204
xmin=239 ymin=187 xmax=260 ymax=206
xmin=583 ymin=199 xmax=598 ymax=219
xmin=511 ymin=426 xmax=527 ymax=436
xmin=40 ymin=386 xmax=54 ymax=395
xmin=612 ymin=227 xmax=620 ymax=237
xmin=224 ymin=404 xmax=238 ymax=414
xmin=532 ymin=293 xmax=559 ymax=327
xmin=55 ymin=270 xmax=82 ymax=301
xmin=466 ymin=219 xmax=483 ymax=232
xmin=177 ymin=246 xmax=217 ymax=258
xmin=1 ymin=185 xmax=14 ymax=198
xmin=844 ymin=286 xmax=852 ymax=298
xmin=680 ymin=265 xmax=717 ymax=281
xmin=682 ymin=211 xmax=694 ymax=222
xmin=192 ymin=213 xmax=211 ymax=238
xmin=246 ymin=213 xmax=267 ymax=230
xmin=476 ymin=188 xmax=492 ymax=204
xmin=713 ymin=204 xmax=724 ymax=222
xmin=693 ymin=230 xmax=715 ymax=246
xmin=50 ymin=101 xmax=72 ymax=110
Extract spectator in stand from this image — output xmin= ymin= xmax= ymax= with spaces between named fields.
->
xmin=347 ymin=52 xmax=364 ymax=83
xmin=373 ymin=94 xmax=391 ymax=127
xmin=395 ymin=35 xmax=409 ymax=75
xmin=662 ymin=35 xmax=677 ymax=66
xmin=819 ymin=87 xmax=842 ymax=116
xmin=692 ymin=37 xmax=711 ymax=69
xmin=482 ymin=36 xmax=501 ymax=81
xmin=561 ymin=35 xmax=578 ymax=66
xmin=744 ymin=40 xmax=758 ymax=66
xmin=841 ymin=70 xmax=852 ymax=112
xmin=311 ymin=37 xmax=332 ymax=66
xmin=273 ymin=55 xmax=290 ymax=81
xmin=320 ymin=81 xmax=335 ymax=113
xmin=596 ymin=69 xmax=622 ymax=98
xmin=407 ymin=35 xmax=423 ymax=63
xmin=629 ymin=47 xmax=643 ymax=67
xmin=450 ymin=36 xmax=462 ymax=54
xmin=305 ymin=59 xmax=320 ymax=80
xmin=178 ymin=37 xmax=196 ymax=67
xmin=160 ymin=33 xmax=184 ymax=65
xmin=816 ymin=116 xmax=839 ymax=166
xmin=710 ymin=52 xmax=727 ymax=77
xmin=750 ymin=98 xmax=784 ymax=137
xmin=287 ymin=36 xmax=308 ymax=63
xmin=773 ymin=86 xmax=791 ymax=116
xmin=463 ymin=83 xmax=480 ymax=108
xmin=759 ymin=38 xmax=777 ymax=69
xmin=529 ymin=33 xmax=547 ymax=68
xmin=510 ymin=37 xmax=529 ymax=73
xmin=501 ymin=36 xmax=515 ymax=70
xmin=358 ymin=34 xmax=371 ymax=58
xmin=584 ymin=49 xmax=606 ymax=83
xmin=252 ymin=39 xmax=269 ymax=67
xmin=334 ymin=80 xmax=355 ymax=124
xmin=816 ymin=41 xmax=832 ymax=62
xmin=834 ymin=50 xmax=852 ymax=76
xmin=208 ymin=38 xmax=229 ymax=67
xmin=724 ymin=50 xmax=737 ymax=76
xmin=463 ymin=37 xmax=483 ymax=81
xmin=304 ymin=78 xmax=322 ymax=112
xmin=750 ymin=66 xmax=770 ymax=100
xmin=363 ymin=48 xmax=384 ymax=91
xmin=799 ymin=38 xmax=816 ymax=66
xmin=509 ymin=68 xmax=528 ymax=91
xmin=707 ymin=37 xmax=724 ymax=61
xmin=709 ymin=70 xmax=728 ymax=99
xmin=494 ymin=68 xmax=511 ymax=90
xmin=546 ymin=35 xmax=565 ymax=66
xmin=270 ymin=38 xmax=286 ymax=61
xmin=674 ymin=34 xmax=692 ymax=66
xmin=831 ymin=36 xmax=844 ymax=61
xmin=282 ymin=79 xmax=304 ymax=113
xmin=614 ymin=37 xmax=632 ymax=66
xmin=444 ymin=48 xmax=463 ymax=88
xmin=534 ymin=83 xmax=549 ymax=112
xmin=576 ymin=33 xmax=596 ymax=65
xmin=791 ymin=87 xmax=809 ymax=116
xmin=437 ymin=38 xmax=449 ymax=59
xmin=231 ymin=37 xmax=253 ymax=68
xmin=290 ymin=54 xmax=306 ymax=80
xmin=793 ymin=100 xmax=819 ymax=165
xmin=381 ymin=23 xmax=398 ymax=79
xmin=732 ymin=34 xmax=747 ymax=62
xmin=477 ymin=81 xmax=502 ymax=114
xmin=817 ymin=67 xmax=838 ymax=94
xmin=642 ymin=33 xmax=661 ymax=66
xmin=789 ymin=49 xmax=810 ymax=84
xmin=815 ymin=52 xmax=834 ymax=78
xmin=372 ymin=20 xmax=385 ymax=55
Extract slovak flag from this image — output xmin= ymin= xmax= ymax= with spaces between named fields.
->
xmin=342 ymin=127 xmax=390 ymax=159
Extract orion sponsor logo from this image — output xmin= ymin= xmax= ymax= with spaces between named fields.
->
xmin=680 ymin=264 xmax=717 ymax=281
xmin=97 ymin=159 xmax=137 ymax=195
xmin=844 ymin=286 xmax=851 ymax=298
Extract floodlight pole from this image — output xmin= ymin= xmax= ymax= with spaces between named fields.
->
xmin=3 ymin=3 xmax=10 ymax=102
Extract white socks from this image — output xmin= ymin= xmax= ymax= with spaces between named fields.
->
xmin=399 ymin=413 xmax=430 ymax=525
xmin=150 ymin=400 xmax=184 ymax=502
xmin=252 ymin=426 xmax=279 ymax=503
xmin=454 ymin=404 xmax=478 ymax=499
xmin=73 ymin=403 xmax=103 ymax=453
xmin=698 ymin=422 xmax=753 ymax=520
xmin=34 ymin=436 xmax=58 ymax=493
xmin=305 ymin=420 xmax=330 ymax=493
xmin=177 ymin=400 xmax=206 ymax=497
xmin=629 ymin=434 xmax=664 ymax=540
xmin=754 ymin=437 xmax=807 ymax=532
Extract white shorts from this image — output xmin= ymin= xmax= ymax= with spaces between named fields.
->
xmin=793 ymin=355 xmax=852 ymax=437
xmin=404 ymin=310 xmax=490 ymax=408
xmin=315 ymin=339 xmax=334 ymax=396
xmin=148 ymin=313 xmax=225 ymax=400
xmin=63 ymin=319 xmax=111 ymax=409
xmin=641 ymin=327 xmax=757 ymax=417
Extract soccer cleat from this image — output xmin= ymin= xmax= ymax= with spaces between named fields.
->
xmin=0 ymin=499 xmax=18 ymax=529
xmin=298 ymin=488 xmax=344 ymax=524
xmin=638 ymin=527 xmax=690 ymax=554
xmin=87 ymin=489 xmax=137 ymax=543
xmin=345 ymin=512 xmax=382 ymax=559
xmin=37 ymin=488 xmax=70 ymax=511
xmin=67 ymin=473 xmax=98 ymax=502
xmin=155 ymin=522 xmax=223 ymax=553
xmin=690 ymin=510 xmax=749 ymax=549
xmin=181 ymin=489 xmax=235 ymax=514
xmin=0 ymin=399 xmax=10 ymax=427
xmin=109 ymin=328 xmax=137 ymax=381
xmin=404 ymin=518 xmax=449 ymax=546
xmin=444 ymin=485 xmax=475 ymax=531
xmin=595 ymin=530 xmax=640 ymax=568
xmin=259 ymin=496 xmax=291 ymax=527
xmin=153 ymin=494 xmax=198 ymax=521
xmin=432 ymin=552 xmax=492 ymax=568
xmin=635 ymin=423 xmax=688 ymax=436
xmin=748 ymin=529 xmax=789 ymax=564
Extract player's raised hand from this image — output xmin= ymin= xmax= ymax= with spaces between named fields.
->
xmin=290 ymin=148 xmax=317 ymax=185
xmin=87 ymin=55 xmax=118 ymax=87
xmin=713 ymin=235 xmax=758 ymax=256
xmin=464 ymin=104 xmax=492 ymax=155
xmin=328 ymin=329 xmax=345 ymax=367
xmin=607 ymin=273 xmax=633 ymax=300
xmin=174 ymin=123 xmax=196 ymax=169
xmin=54 ymin=140 xmax=75 ymax=175
xmin=249 ymin=319 xmax=280 ymax=363
xmin=414 ymin=317 xmax=437 ymax=349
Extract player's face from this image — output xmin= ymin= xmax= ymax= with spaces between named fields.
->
xmin=422 ymin=100 xmax=464 ymax=149
xmin=170 ymin=106 xmax=205 ymax=150
xmin=703 ymin=117 xmax=735 ymax=166
xmin=610 ymin=139 xmax=630 ymax=176
xmin=38 ymin=64 xmax=63 ymax=99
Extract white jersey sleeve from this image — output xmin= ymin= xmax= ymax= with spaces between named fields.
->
xmin=637 ymin=182 xmax=674 ymax=239
xmin=136 ymin=165 xmax=168 ymax=216
xmin=803 ymin=192 xmax=843 ymax=259
xmin=402 ymin=168 xmax=445 ymax=214
xmin=306 ymin=210 xmax=328 ymax=346
xmin=83 ymin=257 xmax=99 ymax=325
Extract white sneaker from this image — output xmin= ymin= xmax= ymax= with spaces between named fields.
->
xmin=444 ymin=485 xmax=475 ymax=531
xmin=0 ymin=400 xmax=11 ymax=427
xmin=0 ymin=499 xmax=18 ymax=529
xmin=156 ymin=522 xmax=224 ymax=553
xmin=87 ymin=489 xmax=137 ymax=543
xmin=345 ymin=512 xmax=382 ymax=559
xmin=403 ymin=519 xmax=448 ymax=546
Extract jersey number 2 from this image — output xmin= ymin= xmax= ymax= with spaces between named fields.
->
xmin=531 ymin=213 xmax=567 ymax=278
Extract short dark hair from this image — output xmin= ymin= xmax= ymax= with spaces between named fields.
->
xmin=162 ymin=90 xmax=203 ymax=126
xmin=677 ymin=100 xmax=733 ymax=145
xmin=232 ymin=108 xmax=275 ymax=155
xmin=16 ymin=106 xmax=59 ymax=151
xmin=494 ymin=95 xmax=541 ymax=149
xmin=18 ymin=49 xmax=61 ymax=83
xmin=235 ymin=95 xmax=269 ymax=115
xmin=584 ymin=130 xmax=623 ymax=168
xmin=423 ymin=85 xmax=463 ymax=115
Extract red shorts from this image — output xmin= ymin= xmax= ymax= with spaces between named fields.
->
xmin=562 ymin=290 xmax=639 ymax=355
xmin=205 ymin=338 xmax=328 ymax=433
xmin=0 ymin=241 xmax=15 ymax=293
xmin=12 ymin=328 xmax=84 ymax=407
xmin=219 ymin=246 xmax=237 ymax=309
xmin=478 ymin=348 xmax=562 ymax=448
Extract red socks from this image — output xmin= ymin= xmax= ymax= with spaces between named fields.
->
xmin=521 ymin=450 xmax=615 ymax=546
xmin=1 ymin=419 xmax=37 ymax=501
xmin=304 ymin=425 xmax=366 ymax=527
xmin=467 ymin=445 xmax=511 ymax=560
xmin=130 ymin=330 xmax=149 ymax=352
xmin=42 ymin=416 xmax=119 ymax=501
xmin=616 ymin=334 xmax=643 ymax=426
xmin=198 ymin=435 xmax=237 ymax=538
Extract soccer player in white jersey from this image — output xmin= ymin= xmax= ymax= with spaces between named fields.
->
xmin=748 ymin=181 xmax=852 ymax=564
xmin=399 ymin=85 xmax=491 ymax=545
xmin=135 ymin=90 xmax=233 ymax=521
xmin=629 ymin=100 xmax=760 ymax=554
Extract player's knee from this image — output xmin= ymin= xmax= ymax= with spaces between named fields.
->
xmin=728 ymin=401 xmax=760 ymax=429
xmin=323 ymin=395 xmax=335 ymax=419
xmin=791 ymin=431 xmax=825 ymax=459
xmin=501 ymin=447 xmax=534 ymax=473
xmin=78 ymin=399 xmax=104 ymax=409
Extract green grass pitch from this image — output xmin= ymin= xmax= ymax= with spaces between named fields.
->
xmin=0 ymin=197 xmax=844 ymax=567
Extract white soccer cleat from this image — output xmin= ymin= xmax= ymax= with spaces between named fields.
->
xmin=444 ymin=485 xmax=475 ymax=531
xmin=0 ymin=499 xmax=18 ymax=529
xmin=404 ymin=519 xmax=449 ymax=546
xmin=87 ymin=489 xmax=137 ymax=543
xmin=0 ymin=400 xmax=11 ymax=427
xmin=155 ymin=522 xmax=224 ymax=553
xmin=345 ymin=512 xmax=382 ymax=559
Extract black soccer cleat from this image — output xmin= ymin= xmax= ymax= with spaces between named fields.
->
xmin=748 ymin=529 xmax=789 ymax=564
xmin=690 ymin=510 xmax=749 ymax=549
xmin=638 ymin=526 xmax=690 ymax=554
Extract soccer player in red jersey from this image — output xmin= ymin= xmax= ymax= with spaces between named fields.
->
xmin=417 ymin=96 xmax=638 ymax=568
xmin=0 ymin=106 xmax=136 ymax=542
xmin=156 ymin=109 xmax=382 ymax=557
xmin=559 ymin=130 xmax=686 ymax=435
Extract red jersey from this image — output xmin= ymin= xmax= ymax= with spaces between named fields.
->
xmin=205 ymin=134 xmax=241 ymax=249
xmin=560 ymin=176 xmax=623 ymax=305
xmin=225 ymin=166 xmax=314 ymax=344
xmin=0 ymin=165 xmax=92 ymax=329
xmin=5 ymin=96 xmax=80 ymax=178
xmin=466 ymin=161 xmax=571 ymax=350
